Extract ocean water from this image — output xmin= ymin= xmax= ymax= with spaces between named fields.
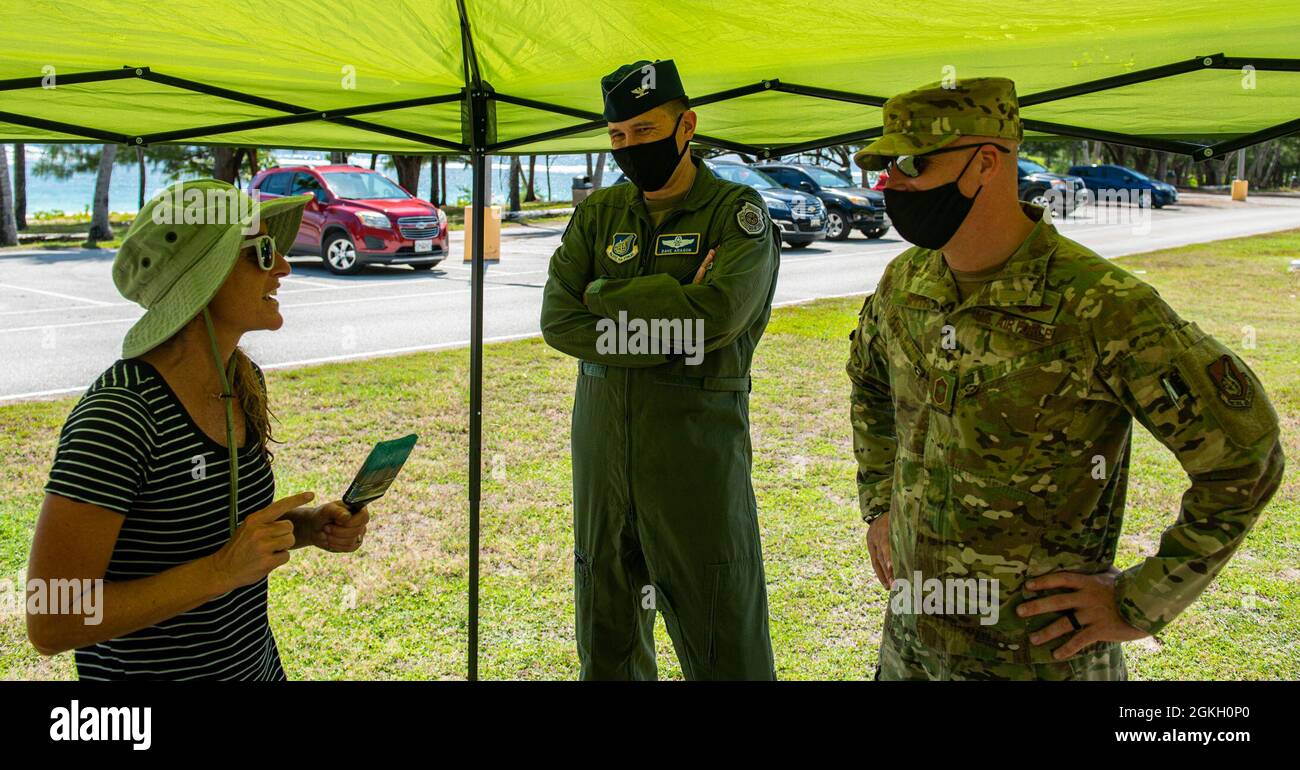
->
xmin=5 ymin=146 xmax=614 ymax=215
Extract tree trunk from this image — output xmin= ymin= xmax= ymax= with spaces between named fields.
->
xmin=591 ymin=152 xmax=607 ymax=189
xmin=428 ymin=156 xmax=441 ymax=204
xmin=508 ymin=156 xmax=522 ymax=212
xmin=370 ymin=153 xmax=378 ymax=170
xmin=0 ymin=145 xmax=17 ymax=246
xmin=440 ymin=156 xmax=447 ymax=205
xmin=391 ymin=155 xmax=422 ymax=195
xmin=586 ymin=153 xmax=592 ymax=178
xmin=1155 ymin=152 xmax=1170 ymax=186
xmin=13 ymin=142 xmax=25 ymax=230
xmin=524 ymin=155 xmax=537 ymax=202
xmin=212 ymin=147 xmax=241 ymax=183
xmin=86 ymin=144 xmax=117 ymax=244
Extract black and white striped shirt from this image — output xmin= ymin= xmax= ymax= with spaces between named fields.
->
xmin=44 ymin=359 xmax=285 ymax=681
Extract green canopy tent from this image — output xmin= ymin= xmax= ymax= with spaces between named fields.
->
xmin=2 ymin=0 xmax=1297 ymax=679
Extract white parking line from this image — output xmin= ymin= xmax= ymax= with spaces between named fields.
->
xmin=0 ymin=282 xmax=535 ymax=332
xmin=0 ymin=316 xmax=138 ymax=333
xmin=0 ymin=282 xmax=115 ymax=307
xmin=1 ymin=384 xmax=89 ymax=401
xmin=0 ymin=300 xmax=134 ymax=317
xmin=260 ymin=331 xmax=546 ymax=369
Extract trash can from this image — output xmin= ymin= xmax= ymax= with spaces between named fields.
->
xmin=1231 ymin=179 xmax=1249 ymax=202
xmin=572 ymin=175 xmax=594 ymax=205
xmin=463 ymin=204 xmax=501 ymax=263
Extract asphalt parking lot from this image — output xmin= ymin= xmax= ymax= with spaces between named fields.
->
xmin=2 ymin=192 xmax=1299 ymax=401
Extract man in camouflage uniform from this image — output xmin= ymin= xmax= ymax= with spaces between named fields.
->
xmin=848 ymin=77 xmax=1285 ymax=680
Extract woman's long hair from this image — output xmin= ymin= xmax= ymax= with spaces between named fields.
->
xmin=231 ymin=346 xmax=277 ymax=463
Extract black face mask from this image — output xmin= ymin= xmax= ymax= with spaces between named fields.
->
xmin=612 ymin=112 xmax=688 ymax=193
xmin=883 ymin=147 xmax=983 ymax=250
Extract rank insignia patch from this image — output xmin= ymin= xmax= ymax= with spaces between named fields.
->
xmin=606 ymin=232 xmax=639 ymax=264
xmin=737 ymin=201 xmax=766 ymax=236
xmin=654 ymin=233 xmax=701 ymax=256
xmin=1206 ymin=354 xmax=1253 ymax=409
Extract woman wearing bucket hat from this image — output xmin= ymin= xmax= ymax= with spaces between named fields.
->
xmin=26 ymin=179 xmax=371 ymax=680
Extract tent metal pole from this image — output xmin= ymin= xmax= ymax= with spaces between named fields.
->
xmin=467 ymin=140 xmax=485 ymax=682
xmin=457 ymin=0 xmax=487 ymax=684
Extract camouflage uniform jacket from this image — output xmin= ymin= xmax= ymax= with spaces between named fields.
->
xmin=847 ymin=203 xmax=1285 ymax=664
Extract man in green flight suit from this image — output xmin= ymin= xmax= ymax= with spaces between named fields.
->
xmin=847 ymin=77 xmax=1285 ymax=680
xmin=540 ymin=59 xmax=780 ymax=680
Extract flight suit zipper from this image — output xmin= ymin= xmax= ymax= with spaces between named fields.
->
xmin=624 ymin=205 xmax=685 ymax=527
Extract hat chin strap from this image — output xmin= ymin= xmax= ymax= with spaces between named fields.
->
xmin=202 ymin=308 xmax=240 ymax=538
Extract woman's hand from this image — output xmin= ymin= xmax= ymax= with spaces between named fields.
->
xmin=209 ymin=491 xmax=314 ymax=593
xmin=292 ymin=500 xmax=371 ymax=553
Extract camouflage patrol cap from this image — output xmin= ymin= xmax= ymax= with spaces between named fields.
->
xmin=854 ymin=77 xmax=1023 ymax=171
xmin=601 ymin=59 xmax=687 ymax=122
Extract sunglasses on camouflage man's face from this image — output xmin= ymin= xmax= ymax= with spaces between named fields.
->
xmin=241 ymin=234 xmax=278 ymax=270
xmin=889 ymin=142 xmax=1011 ymax=178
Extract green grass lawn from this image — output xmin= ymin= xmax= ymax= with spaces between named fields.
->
xmin=1 ymin=229 xmax=1297 ymax=680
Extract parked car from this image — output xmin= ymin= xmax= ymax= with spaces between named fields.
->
xmin=1017 ymin=159 xmax=1089 ymax=217
xmin=868 ymin=169 xmax=888 ymax=191
xmin=705 ymin=161 xmax=827 ymax=248
xmin=1067 ymin=163 xmax=1178 ymax=208
xmin=754 ymin=163 xmax=889 ymax=240
xmin=251 ymin=164 xmax=448 ymax=275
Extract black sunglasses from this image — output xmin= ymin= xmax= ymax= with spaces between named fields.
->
xmin=889 ymin=142 xmax=1010 ymax=178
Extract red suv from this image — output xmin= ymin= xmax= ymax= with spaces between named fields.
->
xmin=251 ymin=164 xmax=448 ymax=274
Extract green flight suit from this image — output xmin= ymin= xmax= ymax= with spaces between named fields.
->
xmin=848 ymin=202 xmax=1285 ymax=680
xmin=541 ymin=159 xmax=780 ymax=680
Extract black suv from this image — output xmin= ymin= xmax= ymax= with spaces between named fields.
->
xmin=754 ymin=163 xmax=889 ymax=240
xmin=1017 ymin=159 xmax=1088 ymax=217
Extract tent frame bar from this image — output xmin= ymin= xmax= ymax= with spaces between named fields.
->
xmin=3 ymin=53 xmax=1297 ymax=160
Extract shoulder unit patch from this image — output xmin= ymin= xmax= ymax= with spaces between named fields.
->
xmin=605 ymin=232 xmax=639 ymax=264
xmin=1206 ymin=354 xmax=1253 ymax=409
xmin=736 ymin=200 xmax=766 ymax=236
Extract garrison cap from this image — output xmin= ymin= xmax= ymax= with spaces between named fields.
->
xmin=854 ymin=77 xmax=1023 ymax=171
xmin=601 ymin=59 xmax=687 ymax=122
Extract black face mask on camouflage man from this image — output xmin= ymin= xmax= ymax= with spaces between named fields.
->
xmin=612 ymin=112 xmax=688 ymax=193
xmin=884 ymin=144 xmax=985 ymax=250
xmin=854 ymin=77 xmax=1025 ymax=250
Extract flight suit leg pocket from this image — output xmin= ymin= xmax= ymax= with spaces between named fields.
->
xmin=701 ymin=557 xmax=774 ymax=680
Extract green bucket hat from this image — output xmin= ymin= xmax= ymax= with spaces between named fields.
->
xmin=854 ymin=77 xmax=1023 ymax=171
xmin=114 ymin=179 xmax=310 ymax=359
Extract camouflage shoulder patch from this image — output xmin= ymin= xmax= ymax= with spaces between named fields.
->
xmin=1206 ymin=354 xmax=1253 ymax=409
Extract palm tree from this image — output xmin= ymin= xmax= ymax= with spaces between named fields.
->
xmin=83 ymin=144 xmax=117 ymax=246
xmin=0 ymin=145 xmax=17 ymax=246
